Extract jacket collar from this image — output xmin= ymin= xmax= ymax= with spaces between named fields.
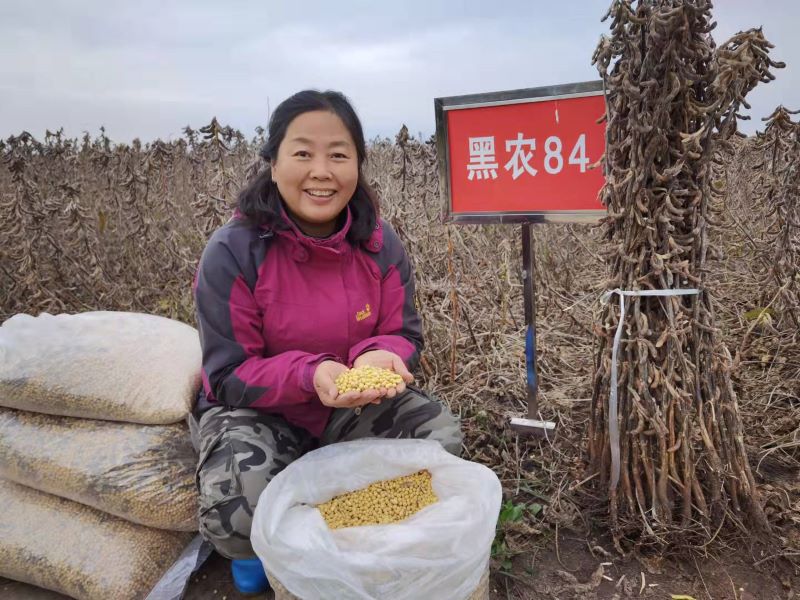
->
xmin=278 ymin=202 xmax=352 ymax=249
xmin=234 ymin=204 xmax=384 ymax=254
xmin=364 ymin=218 xmax=383 ymax=253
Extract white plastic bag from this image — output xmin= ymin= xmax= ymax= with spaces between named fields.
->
xmin=0 ymin=311 xmax=201 ymax=424
xmin=0 ymin=407 xmax=198 ymax=530
xmin=0 ymin=479 xmax=193 ymax=600
xmin=251 ymin=438 xmax=502 ymax=600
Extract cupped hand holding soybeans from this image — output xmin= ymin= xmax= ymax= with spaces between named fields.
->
xmin=313 ymin=361 xmax=383 ymax=409
xmin=314 ymin=359 xmax=411 ymax=410
xmin=352 ymin=350 xmax=413 ymax=398
xmin=334 ymin=365 xmax=405 ymax=397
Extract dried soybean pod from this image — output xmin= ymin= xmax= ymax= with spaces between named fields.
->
xmin=0 ymin=480 xmax=193 ymax=600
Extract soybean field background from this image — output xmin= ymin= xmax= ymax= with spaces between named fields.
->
xmin=1 ymin=122 xmax=798 ymax=599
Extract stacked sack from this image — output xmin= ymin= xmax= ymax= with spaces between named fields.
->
xmin=0 ymin=311 xmax=202 ymax=600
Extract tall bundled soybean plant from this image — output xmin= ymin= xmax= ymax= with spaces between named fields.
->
xmin=587 ymin=0 xmax=784 ymax=548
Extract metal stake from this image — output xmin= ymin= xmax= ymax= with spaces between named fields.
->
xmin=509 ymin=223 xmax=556 ymax=436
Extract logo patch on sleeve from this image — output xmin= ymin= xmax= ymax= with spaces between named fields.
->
xmin=356 ymin=304 xmax=372 ymax=322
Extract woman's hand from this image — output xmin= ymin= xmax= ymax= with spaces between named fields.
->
xmin=313 ymin=360 xmax=383 ymax=408
xmin=352 ymin=350 xmax=413 ymax=398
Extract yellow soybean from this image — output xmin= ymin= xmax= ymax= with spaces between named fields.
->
xmin=317 ymin=470 xmax=437 ymax=529
xmin=335 ymin=366 xmax=404 ymax=395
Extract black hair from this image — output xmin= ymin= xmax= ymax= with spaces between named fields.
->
xmin=237 ymin=90 xmax=378 ymax=243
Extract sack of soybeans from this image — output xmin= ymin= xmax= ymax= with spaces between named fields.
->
xmin=0 ymin=311 xmax=201 ymax=424
xmin=0 ymin=407 xmax=198 ymax=531
xmin=0 ymin=479 xmax=194 ymax=600
xmin=251 ymin=438 xmax=502 ymax=600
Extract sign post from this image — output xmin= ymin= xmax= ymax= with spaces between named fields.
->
xmin=434 ymin=80 xmax=607 ymax=436
xmin=521 ymin=223 xmax=541 ymax=426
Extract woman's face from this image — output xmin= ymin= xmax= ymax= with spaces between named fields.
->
xmin=271 ymin=110 xmax=359 ymax=237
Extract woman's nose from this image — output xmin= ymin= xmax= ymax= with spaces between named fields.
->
xmin=309 ymin=157 xmax=332 ymax=179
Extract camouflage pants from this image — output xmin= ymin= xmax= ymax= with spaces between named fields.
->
xmin=189 ymin=386 xmax=462 ymax=560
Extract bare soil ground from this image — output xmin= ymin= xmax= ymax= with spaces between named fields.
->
xmin=2 ymin=534 xmax=796 ymax=600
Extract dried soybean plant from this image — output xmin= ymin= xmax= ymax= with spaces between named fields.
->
xmin=587 ymin=0 xmax=784 ymax=548
xmin=750 ymin=107 xmax=800 ymax=330
xmin=189 ymin=118 xmax=249 ymax=240
xmin=0 ymin=120 xmax=253 ymax=324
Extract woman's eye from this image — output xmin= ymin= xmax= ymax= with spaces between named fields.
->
xmin=332 ymin=153 xmax=348 ymax=159
xmin=294 ymin=150 xmax=310 ymax=158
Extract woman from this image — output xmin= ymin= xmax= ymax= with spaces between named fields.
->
xmin=191 ymin=90 xmax=462 ymax=594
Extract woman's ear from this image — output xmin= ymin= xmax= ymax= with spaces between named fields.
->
xmin=269 ymin=160 xmax=276 ymax=182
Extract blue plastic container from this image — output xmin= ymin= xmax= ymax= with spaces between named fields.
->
xmin=231 ymin=557 xmax=270 ymax=595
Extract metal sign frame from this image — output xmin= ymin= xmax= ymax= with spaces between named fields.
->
xmin=434 ymin=80 xmax=606 ymax=225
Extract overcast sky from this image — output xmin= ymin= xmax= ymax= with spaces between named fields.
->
xmin=1 ymin=1 xmax=797 ymax=143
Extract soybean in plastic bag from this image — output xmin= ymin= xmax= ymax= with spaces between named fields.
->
xmin=0 ymin=480 xmax=194 ymax=600
xmin=0 ymin=311 xmax=201 ymax=424
xmin=251 ymin=438 xmax=502 ymax=600
xmin=0 ymin=407 xmax=198 ymax=531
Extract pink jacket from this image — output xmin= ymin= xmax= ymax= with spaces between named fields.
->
xmin=192 ymin=207 xmax=423 ymax=437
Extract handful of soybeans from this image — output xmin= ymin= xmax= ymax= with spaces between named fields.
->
xmin=335 ymin=366 xmax=404 ymax=395
xmin=317 ymin=470 xmax=437 ymax=529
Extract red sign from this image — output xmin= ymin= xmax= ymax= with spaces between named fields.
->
xmin=438 ymin=86 xmax=607 ymax=220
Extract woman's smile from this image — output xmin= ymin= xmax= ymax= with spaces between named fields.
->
xmin=304 ymin=188 xmax=337 ymax=204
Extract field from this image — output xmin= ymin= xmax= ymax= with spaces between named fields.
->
xmin=0 ymin=124 xmax=798 ymax=599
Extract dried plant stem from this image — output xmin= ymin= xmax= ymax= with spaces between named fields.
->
xmin=587 ymin=0 xmax=783 ymax=548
